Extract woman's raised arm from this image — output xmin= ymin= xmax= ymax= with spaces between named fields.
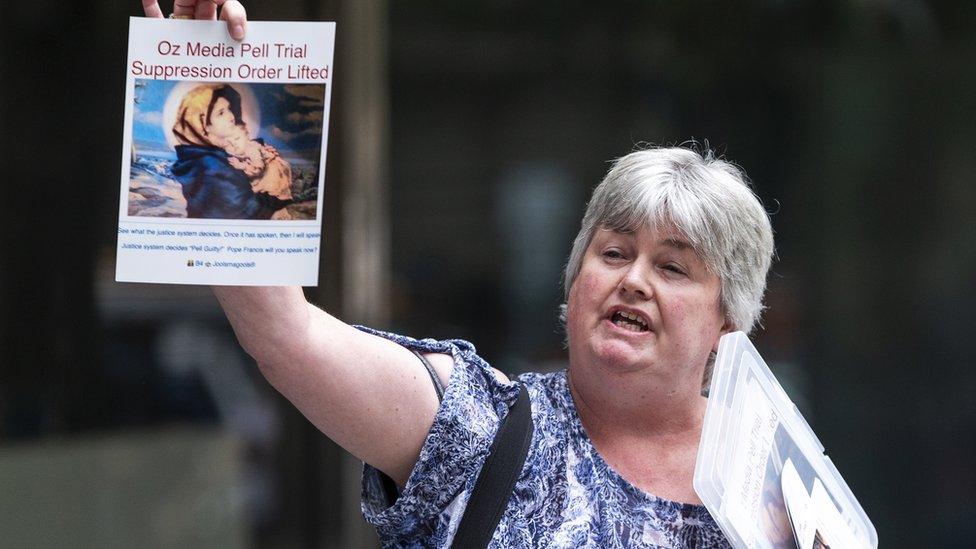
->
xmin=212 ymin=286 xmax=453 ymax=487
xmin=140 ymin=2 xmax=453 ymax=487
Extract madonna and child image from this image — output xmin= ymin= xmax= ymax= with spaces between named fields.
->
xmin=127 ymin=80 xmax=325 ymax=220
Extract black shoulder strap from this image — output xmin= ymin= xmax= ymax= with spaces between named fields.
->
xmin=450 ymin=383 xmax=534 ymax=549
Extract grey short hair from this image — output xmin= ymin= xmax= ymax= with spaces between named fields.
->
xmin=563 ymin=146 xmax=774 ymax=337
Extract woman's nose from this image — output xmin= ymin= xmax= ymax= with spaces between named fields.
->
xmin=619 ymin=262 xmax=653 ymax=299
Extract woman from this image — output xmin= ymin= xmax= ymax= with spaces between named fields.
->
xmin=215 ymin=148 xmax=773 ymax=548
xmin=143 ymin=3 xmax=773 ymax=547
xmin=170 ymin=83 xmax=293 ymax=219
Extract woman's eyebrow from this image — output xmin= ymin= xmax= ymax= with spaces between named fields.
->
xmin=598 ymin=229 xmax=633 ymax=241
xmin=661 ymin=237 xmax=692 ymax=250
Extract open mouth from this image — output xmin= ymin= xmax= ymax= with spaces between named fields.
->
xmin=610 ymin=310 xmax=649 ymax=333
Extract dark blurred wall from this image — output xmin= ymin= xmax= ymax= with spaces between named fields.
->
xmin=0 ymin=4 xmax=111 ymax=435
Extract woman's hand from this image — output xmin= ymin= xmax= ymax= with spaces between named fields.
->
xmin=141 ymin=0 xmax=248 ymax=41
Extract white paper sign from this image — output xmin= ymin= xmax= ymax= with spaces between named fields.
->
xmin=116 ymin=17 xmax=335 ymax=285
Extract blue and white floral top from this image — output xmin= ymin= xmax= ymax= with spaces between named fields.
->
xmin=358 ymin=327 xmax=731 ymax=548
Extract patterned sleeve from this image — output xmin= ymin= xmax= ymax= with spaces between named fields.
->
xmin=354 ymin=326 xmax=521 ymax=544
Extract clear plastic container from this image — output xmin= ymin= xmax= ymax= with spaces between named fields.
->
xmin=694 ymin=332 xmax=878 ymax=549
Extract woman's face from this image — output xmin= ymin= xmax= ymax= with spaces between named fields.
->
xmin=207 ymin=97 xmax=239 ymax=140
xmin=566 ymin=224 xmax=729 ymax=381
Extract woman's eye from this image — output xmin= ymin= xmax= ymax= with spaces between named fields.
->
xmin=602 ymin=249 xmax=624 ymax=260
xmin=662 ymin=263 xmax=686 ymax=275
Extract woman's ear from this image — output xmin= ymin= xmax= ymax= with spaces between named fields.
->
xmin=712 ymin=317 xmax=735 ymax=354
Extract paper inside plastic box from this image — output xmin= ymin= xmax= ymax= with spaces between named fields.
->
xmin=693 ymin=332 xmax=878 ymax=549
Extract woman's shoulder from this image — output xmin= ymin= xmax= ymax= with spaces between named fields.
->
xmin=518 ymin=369 xmax=567 ymax=389
xmin=355 ymin=326 xmax=525 ymax=537
xmin=353 ymin=326 xmax=521 ymax=409
xmin=518 ymin=369 xmax=572 ymax=416
xmin=353 ymin=325 xmax=572 ymax=418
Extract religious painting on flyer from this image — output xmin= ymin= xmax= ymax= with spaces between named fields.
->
xmin=127 ymin=80 xmax=325 ymax=221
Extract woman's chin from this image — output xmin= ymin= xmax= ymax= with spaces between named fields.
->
xmin=591 ymin=339 xmax=649 ymax=373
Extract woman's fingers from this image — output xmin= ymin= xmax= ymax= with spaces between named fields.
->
xmin=194 ymin=0 xmax=217 ymax=20
xmin=173 ymin=0 xmax=199 ymax=18
xmin=140 ymin=1 xmax=248 ymax=41
xmin=217 ymin=1 xmax=248 ymax=41
xmin=180 ymin=0 xmax=248 ymax=41
xmin=141 ymin=1 xmax=164 ymax=18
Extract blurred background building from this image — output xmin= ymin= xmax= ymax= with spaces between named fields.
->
xmin=1 ymin=0 xmax=974 ymax=547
